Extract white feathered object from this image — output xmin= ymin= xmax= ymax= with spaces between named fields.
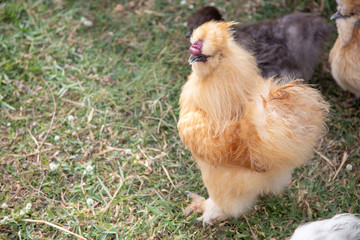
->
xmin=290 ymin=213 xmax=360 ymax=240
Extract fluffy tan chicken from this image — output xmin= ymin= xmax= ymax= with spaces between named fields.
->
xmin=177 ymin=21 xmax=329 ymax=224
xmin=329 ymin=0 xmax=360 ymax=98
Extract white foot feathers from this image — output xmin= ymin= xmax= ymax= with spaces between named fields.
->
xmin=184 ymin=191 xmax=227 ymax=224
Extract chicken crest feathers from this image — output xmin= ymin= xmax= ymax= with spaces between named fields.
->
xmin=190 ymin=21 xmax=238 ymax=48
xmin=337 ymin=0 xmax=360 ymax=15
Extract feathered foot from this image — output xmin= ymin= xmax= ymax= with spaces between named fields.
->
xmin=184 ymin=191 xmax=205 ymax=216
xmin=184 ymin=191 xmax=227 ymax=224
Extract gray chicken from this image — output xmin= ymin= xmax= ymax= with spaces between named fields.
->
xmin=186 ymin=6 xmax=335 ymax=81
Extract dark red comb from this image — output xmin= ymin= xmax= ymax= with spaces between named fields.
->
xmin=189 ymin=40 xmax=203 ymax=55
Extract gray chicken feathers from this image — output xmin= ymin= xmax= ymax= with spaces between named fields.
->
xmin=187 ymin=7 xmax=335 ymax=81
xmin=186 ymin=6 xmax=223 ymax=38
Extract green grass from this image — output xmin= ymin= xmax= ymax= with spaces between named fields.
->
xmin=0 ymin=0 xmax=359 ymax=239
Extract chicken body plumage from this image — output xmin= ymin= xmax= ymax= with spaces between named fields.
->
xmin=186 ymin=7 xmax=334 ymax=81
xmin=329 ymin=0 xmax=360 ymax=97
xmin=290 ymin=213 xmax=360 ymax=240
xmin=178 ymin=21 xmax=329 ymax=223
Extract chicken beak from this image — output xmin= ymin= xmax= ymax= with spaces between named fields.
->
xmin=185 ymin=31 xmax=192 ymax=38
xmin=331 ymin=11 xmax=344 ymax=20
xmin=188 ymin=54 xmax=207 ymax=65
xmin=356 ymin=20 xmax=360 ymax=27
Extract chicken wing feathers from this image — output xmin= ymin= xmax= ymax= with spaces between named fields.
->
xmin=178 ymin=79 xmax=329 ymax=173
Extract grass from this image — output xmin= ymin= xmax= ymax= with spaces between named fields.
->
xmin=0 ymin=0 xmax=359 ymax=239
